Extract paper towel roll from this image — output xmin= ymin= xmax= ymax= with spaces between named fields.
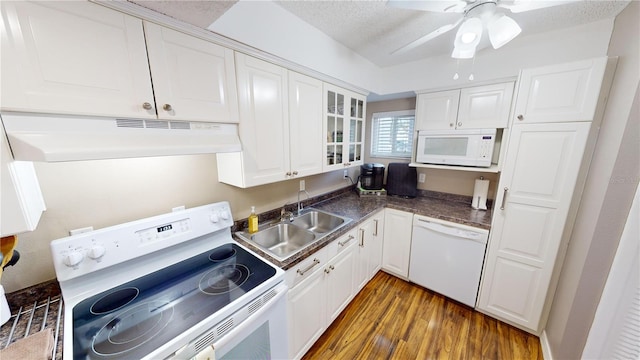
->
xmin=472 ymin=178 xmax=490 ymax=210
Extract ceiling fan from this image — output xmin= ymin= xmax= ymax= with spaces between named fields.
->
xmin=389 ymin=0 xmax=580 ymax=58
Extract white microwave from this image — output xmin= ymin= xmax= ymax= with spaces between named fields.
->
xmin=415 ymin=129 xmax=497 ymax=167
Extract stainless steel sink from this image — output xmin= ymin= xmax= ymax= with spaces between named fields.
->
xmin=236 ymin=208 xmax=352 ymax=261
xmin=292 ymin=210 xmax=346 ymax=234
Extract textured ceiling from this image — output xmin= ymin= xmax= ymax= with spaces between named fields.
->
xmin=130 ymin=0 xmax=630 ymax=68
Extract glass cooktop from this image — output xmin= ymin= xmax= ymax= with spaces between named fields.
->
xmin=71 ymin=243 xmax=276 ymax=359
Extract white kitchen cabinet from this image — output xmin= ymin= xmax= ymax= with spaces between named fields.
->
xmin=288 ymin=72 xmax=324 ymax=178
xmin=287 ymin=230 xmax=357 ymax=360
xmin=0 ymin=124 xmax=46 ymax=236
xmin=0 ymin=1 xmax=241 ymax=123
xmin=325 ymin=234 xmax=357 ymax=323
xmin=415 ymin=90 xmax=460 ymax=130
xmin=512 ymin=57 xmax=609 ymax=124
xmin=1 ymin=1 xmax=154 ymax=118
xmin=323 ymin=84 xmax=366 ymax=171
xmin=288 ymin=259 xmax=327 ymax=360
xmin=415 ymin=82 xmax=514 ymax=130
xmin=217 ymin=57 xmax=324 ymax=187
xmin=354 ymin=211 xmax=384 ymax=292
xmin=381 ymin=208 xmax=413 ymax=279
xmin=458 ymin=82 xmax=514 ymax=129
xmin=477 ymin=57 xmax=613 ymax=333
xmin=217 ymin=54 xmax=289 ymax=187
xmin=143 ymin=22 xmax=239 ymax=123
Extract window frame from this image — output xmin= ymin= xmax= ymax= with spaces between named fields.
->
xmin=370 ymin=110 xmax=416 ymax=159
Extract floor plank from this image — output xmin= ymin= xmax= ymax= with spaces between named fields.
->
xmin=303 ymin=271 xmax=542 ymax=360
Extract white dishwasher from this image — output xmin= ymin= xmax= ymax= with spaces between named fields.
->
xmin=409 ymin=215 xmax=489 ymax=308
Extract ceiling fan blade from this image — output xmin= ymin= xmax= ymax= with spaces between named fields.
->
xmin=391 ymin=18 xmax=463 ymax=55
xmin=498 ymin=0 xmax=582 ymax=13
xmin=387 ymin=0 xmax=467 ymax=13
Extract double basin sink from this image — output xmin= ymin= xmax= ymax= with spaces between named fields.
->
xmin=236 ymin=208 xmax=352 ymax=261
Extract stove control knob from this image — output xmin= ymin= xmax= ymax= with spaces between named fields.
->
xmin=209 ymin=214 xmax=220 ymax=223
xmin=220 ymin=210 xmax=230 ymax=220
xmin=63 ymin=251 xmax=84 ymax=267
xmin=87 ymin=245 xmax=106 ymax=260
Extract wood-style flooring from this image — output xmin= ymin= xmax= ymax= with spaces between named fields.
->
xmin=302 ymin=271 xmax=543 ymax=360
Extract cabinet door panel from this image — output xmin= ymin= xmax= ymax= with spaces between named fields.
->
xmin=514 ymin=57 xmax=607 ymax=123
xmin=505 ymin=124 xmax=589 ymax=208
xmin=498 ymin=204 xmax=557 ymax=265
xmin=289 ymin=72 xmax=323 ymax=177
xmin=235 ymin=54 xmax=289 ymax=186
xmin=381 ymin=209 xmax=412 ymax=278
xmin=479 ymin=122 xmax=591 ymax=331
xmin=481 ymin=256 xmax=543 ymax=327
xmin=415 ymin=90 xmax=460 ymax=130
xmin=1 ymin=1 xmax=154 ymax=118
xmin=458 ymin=82 xmax=514 ymax=129
xmin=326 ymin=245 xmax=356 ymax=322
xmin=288 ymin=269 xmax=326 ymax=360
xmin=144 ymin=22 xmax=238 ymax=123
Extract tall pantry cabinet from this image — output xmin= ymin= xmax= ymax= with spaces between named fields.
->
xmin=477 ymin=57 xmax=616 ymax=334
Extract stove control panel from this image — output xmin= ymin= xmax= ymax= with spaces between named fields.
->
xmin=51 ymin=202 xmax=234 ymax=282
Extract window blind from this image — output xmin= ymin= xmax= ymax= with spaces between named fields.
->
xmin=371 ymin=110 xmax=415 ymax=158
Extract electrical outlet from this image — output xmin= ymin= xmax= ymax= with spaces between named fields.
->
xmin=299 ymin=180 xmax=305 ymax=191
xmin=418 ymin=173 xmax=426 ymax=183
xmin=343 ymin=170 xmax=348 ymax=178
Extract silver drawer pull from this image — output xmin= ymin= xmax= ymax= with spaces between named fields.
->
xmin=338 ymin=235 xmax=355 ymax=247
xmin=373 ymin=219 xmax=379 ymax=236
xmin=500 ymin=187 xmax=509 ymax=210
xmin=359 ymin=229 xmax=365 ymax=247
xmin=297 ymin=258 xmax=320 ymax=276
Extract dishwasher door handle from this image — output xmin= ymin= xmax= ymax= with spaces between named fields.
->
xmin=413 ymin=218 xmax=487 ymax=243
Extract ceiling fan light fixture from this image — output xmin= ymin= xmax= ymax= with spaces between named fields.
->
xmin=488 ymin=14 xmax=522 ymax=49
xmin=452 ymin=45 xmax=476 ymax=59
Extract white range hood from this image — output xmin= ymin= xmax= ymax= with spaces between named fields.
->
xmin=1 ymin=112 xmax=242 ymax=162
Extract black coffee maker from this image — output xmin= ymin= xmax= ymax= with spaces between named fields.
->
xmin=360 ymin=163 xmax=385 ymax=190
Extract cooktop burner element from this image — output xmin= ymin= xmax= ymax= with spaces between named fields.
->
xmin=199 ymin=264 xmax=250 ymax=295
xmin=90 ymin=288 xmax=140 ymax=315
xmin=71 ymin=243 xmax=276 ymax=359
xmin=92 ymin=300 xmax=174 ymax=356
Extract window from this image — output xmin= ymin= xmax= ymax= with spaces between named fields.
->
xmin=371 ymin=110 xmax=415 ymax=158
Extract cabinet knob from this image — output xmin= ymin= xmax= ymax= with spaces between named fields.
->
xmin=142 ymin=102 xmax=153 ymax=110
xmin=449 ymin=123 xmax=454 ymax=127
xmin=163 ymin=104 xmax=173 ymax=111
xmin=292 ymin=171 xmax=298 ymax=176
xmin=457 ymin=122 xmax=462 ymax=127
xmin=286 ymin=172 xmax=292 ymax=177
xmin=517 ymin=114 xmax=524 ymax=121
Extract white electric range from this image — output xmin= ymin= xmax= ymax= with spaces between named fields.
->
xmin=50 ymin=202 xmax=287 ymax=359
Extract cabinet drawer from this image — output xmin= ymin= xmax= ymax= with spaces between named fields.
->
xmin=286 ymin=247 xmax=328 ymax=288
xmin=325 ymin=229 xmax=358 ymax=258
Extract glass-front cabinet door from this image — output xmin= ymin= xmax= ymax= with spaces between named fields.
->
xmin=323 ymin=83 xmax=365 ymax=171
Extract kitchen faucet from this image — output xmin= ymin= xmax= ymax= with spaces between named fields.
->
xmin=297 ymin=189 xmax=310 ymax=216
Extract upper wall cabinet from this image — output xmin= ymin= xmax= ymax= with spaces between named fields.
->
xmin=217 ymin=54 xmax=289 ymax=187
xmin=415 ymin=90 xmax=460 ymax=131
xmin=512 ymin=58 xmax=608 ymax=124
xmin=1 ymin=1 xmax=239 ymax=123
xmin=217 ymin=55 xmax=323 ymax=187
xmin=1 ymin=1 xmax=154 ymax=118
xmin=416 ymin=82 xmax=514 ymax=130
xmin=323 ymin=84 xmax=365 ymax=171
xmin=143 ymin=22 xmax=239 ymax=123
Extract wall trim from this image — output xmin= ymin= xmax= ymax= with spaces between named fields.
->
xmin=541 ymin=330 xmax=553 ymax=360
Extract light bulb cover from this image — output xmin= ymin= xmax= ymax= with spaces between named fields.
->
xmin=488 ymin=14 xmax=522 ymax=49
xmin=452 ymin=45 xmax=475 ymax=59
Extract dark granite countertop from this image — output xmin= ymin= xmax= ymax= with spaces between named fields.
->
xmin=0 ymin=186 xmax=492 ymax=359
xmin=233 ymin=187 xmax=493 ymax=271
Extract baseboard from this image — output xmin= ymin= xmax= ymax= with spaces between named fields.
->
xmin=540 ymin=330 xmax=553 ymax=360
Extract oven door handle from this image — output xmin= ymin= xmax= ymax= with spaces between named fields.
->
xmin=173 ymin=282 xmax=288 ymax=359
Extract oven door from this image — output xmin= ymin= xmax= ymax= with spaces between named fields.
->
xmin=173 ymin=282 xmax=288 ymax=360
